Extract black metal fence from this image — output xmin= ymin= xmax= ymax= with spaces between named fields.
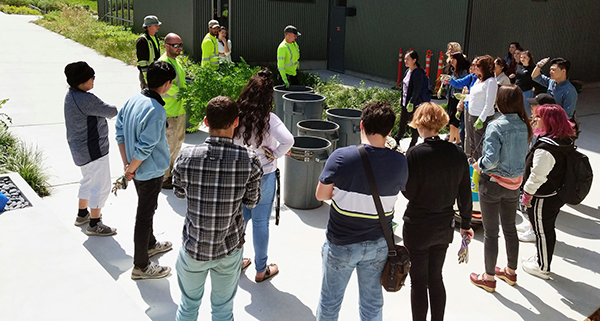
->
xmin=98 ymin=0 xmax=134 ymax=26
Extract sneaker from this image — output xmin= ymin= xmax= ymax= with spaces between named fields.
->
xmin=470 ymin=273 xmax=496 ymax=292
xmin=85 ymin=221 xmax=117 ymax=236
xmin=162 ymin=177 xmax=173 ymax=189
xmin=518 ymin=228 xmax=536 ymax=243
xmin=516 ymin=221 xmax=531 ymax=233
xmin=74 ymin=213 xmax=90 ymax=226
xmin=522 ymin=259 xmax=550 ymax=280
xmin=495 ymin=266 xmax=517 ymax=286
xmin=131 ymin=262 xmax=171 ymax=280
xmin=148 ymin=241 xmax=173 ymax=258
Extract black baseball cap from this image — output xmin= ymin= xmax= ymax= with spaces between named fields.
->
xmin=526 ymin=93 xmax=556 ymax=106
xmin=284 ymin=25 xmax=301 ymax=36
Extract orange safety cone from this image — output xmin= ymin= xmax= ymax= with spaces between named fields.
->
xmin=434 ymin=51 xmax=444 ymax=92
xmin=396 ymin=48 xmax=403 ymax=88
xmin=425 ymin=50 xmax=432 ymax=77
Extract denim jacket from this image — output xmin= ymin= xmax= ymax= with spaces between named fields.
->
xmin=478 ymin=114 xmax=529 ymax=178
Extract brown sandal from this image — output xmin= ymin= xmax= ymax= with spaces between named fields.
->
xmin=255 ymin=263 xmax=279 ymax=283
xmin=241 ymin=258 xmax=252 ymax=272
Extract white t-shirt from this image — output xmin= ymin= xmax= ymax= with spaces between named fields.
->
xmin=218 ymin=39 xmax=232 ymax=62
xmin=466 ymin=77 xmax=498 ymax=122
xmin=234 ymin=113 xmax=294 ymax=174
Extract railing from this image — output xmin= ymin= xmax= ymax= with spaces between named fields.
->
xmin=98 ymin=0 xmax=133 ymax=26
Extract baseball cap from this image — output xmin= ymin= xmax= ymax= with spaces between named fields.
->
xmin=142 ymin=15 xmax=161 ymax=28
xmin=284 ymin=25 xmax=301 ymax=36
xmin=208 ymin=20 xmax=220 ymax=29
xmin=526 ymin=93 xmax=556 ymax=106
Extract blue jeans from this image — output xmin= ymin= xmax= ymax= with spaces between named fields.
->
xmin=175 ymin=247 xmax=243 ymax=321
xmin=243 ymin=171 xmax=276 ymax=273
xmin=522 ymin=90 xmax=534 ymax=117
xmin=317 ymin=237 xmax=388 ymax=321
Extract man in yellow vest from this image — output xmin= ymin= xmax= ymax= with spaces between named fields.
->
xmin=201 ymin=20 xmax=220 ymax=69
xmin=158 ymin=33 xmax=186 ymax=189
xmin=136 ymin=15 xmax=161 ymax=89
xmin=277 ymin=25 xmax=301 ymax=87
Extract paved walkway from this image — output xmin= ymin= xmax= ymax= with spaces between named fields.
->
xmin=1 ymin=12 xmax=600 ymax=321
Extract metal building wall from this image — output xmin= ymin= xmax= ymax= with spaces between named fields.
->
xmin=467 ymin=0 xmax=600 ymax=82
xmin=344 ymin=0 xmax=470 ymax=81
xmin=230 ymin=0 xmax=329 ymax=64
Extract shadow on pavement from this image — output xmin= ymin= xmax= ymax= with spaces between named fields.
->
xmin=554 ymin=240 xmax=600 ymax=275
xmin=556 ymin=208 xmax=600 ymax=239
xmin=238 ymin=274 xmax=316 ymax=321
xmin=497 ymin=285 xmax=576 ymax=321
xmin=183 ymin=130 xmax=209 ymax=146
xmin=136 ymin=278 xmax=179 ymax=321
xmin=284 ymin=203 xmax=329 ymax=230
xmin=83 ymin=235 xmax=132 ymax=281
xmin=566 ymin=203 xmax=600 ymax=220
xmin=546 ymin=274 xmax=600 ymax=319
xmin=163 ymin=188 xmax=187 ymax=217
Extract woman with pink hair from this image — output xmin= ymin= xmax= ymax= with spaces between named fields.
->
xmin=521 ymin=104 xmax=575 ymax=279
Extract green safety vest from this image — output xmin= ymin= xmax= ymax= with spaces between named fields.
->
xmin=277 ymin=40 xmax=300 ymax=79
xmin=137 ymin=33 xmax=160 ymax=81
xmin=201 ymin=33 xmax=219 ymax=69
xmin=158 ymin=54 xmax=186 ymax=117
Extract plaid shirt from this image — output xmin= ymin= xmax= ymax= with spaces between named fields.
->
xmin=173 ymin=136 xmax=263 ymax=261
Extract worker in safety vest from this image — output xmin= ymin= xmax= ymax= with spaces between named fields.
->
xmin=201 ymin=20 xmax=220 ymax=69
xmin=158 ymin=33 xmax=187 ymax=189
xmin=277 ymin=25 xmax=301 ymax=87
xmin=136 ymin=15 xmax=161 ymax=89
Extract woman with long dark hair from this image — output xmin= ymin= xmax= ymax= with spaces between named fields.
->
xmin=470 ymin=85 xmax=533 ymax=292
xmin=393 ymin=50 xmax=431 ymax=150
xmin=403 ymin=102 xmax=473 ymax=321
xmin=521 ymin=104 xmax=576 ymax=280
xmin=218 ymin=26 xmax=232 ymax=63
xmin=465 ymin=55 xmax=498 ymax=160
xmin=446 ymin=51 xmax=470 ymax=145
xmin=514 ymin=50 xmax=535 ymax=115
xmin=234 ymin=68 xmax=294 ymax=282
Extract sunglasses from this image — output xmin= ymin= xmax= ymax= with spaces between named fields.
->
xmin=167 ymin=43 xmax=183 ymax=48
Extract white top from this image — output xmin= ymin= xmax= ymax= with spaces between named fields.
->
xmin=495 ymin=73 xmax=511 ymax=86
xmin=218 ymin=39 xmax=232 ymax=62
xmin=402 ymin=69 xmax=412 ymax=106
xmin=466 ymin=77 xmax=498 ymax=122
xmin=234 ymin=113 xmax=294 ymax=174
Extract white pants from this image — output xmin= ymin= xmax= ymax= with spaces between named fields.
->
xmin=78 ymin=154 xmax=111 ymax=208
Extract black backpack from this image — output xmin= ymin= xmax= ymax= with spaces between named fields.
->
xmin=556 ymin=144 xmax=593 ymax=205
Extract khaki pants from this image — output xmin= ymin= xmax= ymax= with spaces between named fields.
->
xmin=164 ymin=114 xmax=186 ymax=181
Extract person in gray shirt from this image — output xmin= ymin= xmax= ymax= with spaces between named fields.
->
xmin=64 ymin=61 xmax=117 ymax=236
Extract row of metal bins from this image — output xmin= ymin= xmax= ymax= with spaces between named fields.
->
xmin=273 ymin=85 xmax=363 ymax=210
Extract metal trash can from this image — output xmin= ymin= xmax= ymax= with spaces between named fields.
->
xmin=284 ymin=136 xmax=332 ymax=209
xmin=297 ymin=120 xmax=340 ymax=150
xmin=282 ymin=92 xmax=326 ymax=135
xmin=326 ymin=108 xmax=362 ymax=148
xmin=273 ymin=85 xmax=313 ymax=121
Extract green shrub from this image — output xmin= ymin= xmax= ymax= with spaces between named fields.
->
xmin=0 ymin=127 xmax=51 ymax=197
xmin=0 ymin=0 xmax=97 ymax=12
xmin=180 ymin=59 xmax=260 ymax=130
xmin=0 ymin=4 xmax=41 ymax=14
xmin=35 ymin=6 xmax=138 ymax=65
xmin=0 ymin=98 xmax=11 ymax=129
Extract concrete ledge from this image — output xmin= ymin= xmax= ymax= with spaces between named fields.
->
xmin=0 ymin=172 xmax=150 ymax=321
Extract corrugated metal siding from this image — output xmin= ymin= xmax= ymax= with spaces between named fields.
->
xmin=231 ymin=0 xmax=329 ymax=62
xmin=193 ymin=0 xmax=213 ymax=62
xmin=344 ymin=0 xmax=469 ymax=81
xmin=467 ymin=0 xmax=600 ymax=82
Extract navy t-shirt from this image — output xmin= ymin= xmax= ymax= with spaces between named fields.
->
xmin=319 ymin=144 xmax=408 ymax=245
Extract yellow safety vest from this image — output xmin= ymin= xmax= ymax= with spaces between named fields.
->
xmin=277 ymin=40 xmax=300 ymax=79
xmin=201 ymin=33 xmax=219 ymax=69
xmin=158 ymin=54 xmax=186 ymax=117
xmin=137 ymin=33 xmax=159 ymax=81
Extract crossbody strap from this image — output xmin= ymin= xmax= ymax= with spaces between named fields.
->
xmin=357 ymin=145 xmax=397 ymax=255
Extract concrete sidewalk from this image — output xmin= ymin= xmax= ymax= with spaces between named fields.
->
xmin=1 ymin=12 xmax=600 ymax=321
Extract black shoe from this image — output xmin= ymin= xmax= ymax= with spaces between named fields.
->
xmin=162 ymin=177 xmax=173 ymax=189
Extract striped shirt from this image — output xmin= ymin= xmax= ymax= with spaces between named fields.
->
xmin=172 ymin=136 xmax=263 ymax=261
xmin=319 ymin=144 xmax=408 ymax=245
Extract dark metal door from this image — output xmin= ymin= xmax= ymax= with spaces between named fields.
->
xmin=327 ymin=6 xmax=346 ymax=73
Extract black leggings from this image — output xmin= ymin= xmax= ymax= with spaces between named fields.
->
xmin=395 ymin=105 xmax=419 ymax=147
xmin=446 ymin=96 xmax=460 ymax=127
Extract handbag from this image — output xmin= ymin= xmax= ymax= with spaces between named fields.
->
xmin=358 ymin=145 xmax=411 ymax=292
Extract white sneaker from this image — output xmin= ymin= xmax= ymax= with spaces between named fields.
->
xmin=518 ymin=228 xmax=536 ymax=242
xmin=522 ymin=258 xmax=550 ymax=280
xmin=516 ymin=221 xmax=531 ymax=233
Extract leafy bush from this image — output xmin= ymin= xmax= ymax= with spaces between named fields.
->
xmin=0 ymin=4 xmax=41 ymax=14
xmin=180 ymin=59 xmax=260 ymax=130
xmin=0 ymin=127 xmax=51 ymax=197
xmin=35 ymin=6 xmax=138 ymax=65
xmin=0 ymin=99 xmax=11 ymax=129
xmin=0 ymin=0 xmax=97 ymax=12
